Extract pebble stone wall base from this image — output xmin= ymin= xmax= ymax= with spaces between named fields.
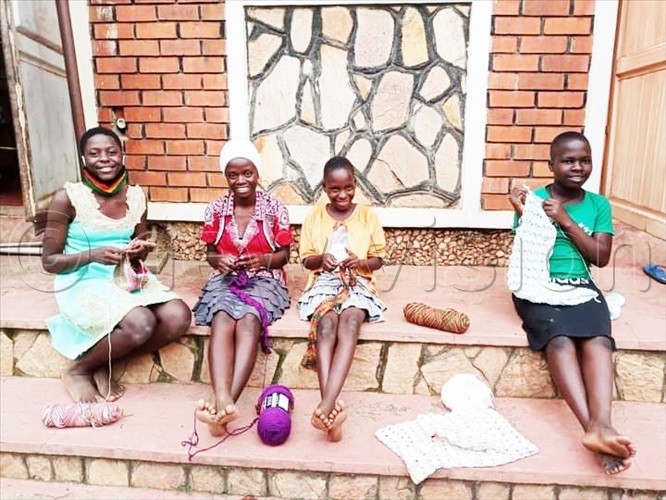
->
xmin=1 ymin=453 xmax=663 ymax=500
xmin=3 ymin=330 xmax=664 ymax=404
xmin=157 ymin=222 xmax=515 ymax=266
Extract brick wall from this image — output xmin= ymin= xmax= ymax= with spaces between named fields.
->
xmin=483 ymin=0 xmax=595 ymax=210
xmin=89 ymin=0 xmax=228 ymax=203
xmin=88 ymin=0 xmax=596 ymax=211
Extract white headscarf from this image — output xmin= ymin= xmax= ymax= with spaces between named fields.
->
xmin=219 ymin=139 xmax=262 ymax=175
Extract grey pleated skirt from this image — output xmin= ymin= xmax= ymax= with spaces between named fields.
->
xmin=297 ymin=271 xmax=386 ymax=323
xmin=193 ymin=273 xmax=290 ymax=326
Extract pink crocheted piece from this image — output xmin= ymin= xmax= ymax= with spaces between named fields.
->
xmin=41 ymin=402 xmax=123 ymax=428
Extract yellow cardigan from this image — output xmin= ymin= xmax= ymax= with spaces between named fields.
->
xmin=299 ymin=204 xmax=386 ymax=290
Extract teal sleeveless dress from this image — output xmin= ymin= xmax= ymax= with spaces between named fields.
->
xmin=46 ymin=182 xmax=180 ymax=360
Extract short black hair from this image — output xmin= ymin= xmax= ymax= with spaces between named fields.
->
xmin=323 ymin=156 xmax=355 ymax=179
xmin=550 ymin=131 xmax=590 ymax=162
xmin=79 ymin=126 xmax=122 ymax=154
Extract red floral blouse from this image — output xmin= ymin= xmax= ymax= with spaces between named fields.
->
xmin=201 ymin=191 xmax=293 ymax=284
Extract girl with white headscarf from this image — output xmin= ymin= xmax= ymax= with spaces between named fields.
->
xmin=192 ymin=139 xmax=293 ymax=436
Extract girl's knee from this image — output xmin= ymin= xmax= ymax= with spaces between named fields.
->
xmin=545 ymin=335 xmax=575 ymax=352
xmin=120 ymin=308 xmax=156 ymax=346
xmin=317 ymin=315 xmax=337 ymax=340
xmin=157 ymin=300 xmax=192 ymax=340
xmin=585 ymin=335 xmax=613 ymax=351
xmin=339 ymin=310 xmax=364 ymax=338
xmin=238 ymin=313 xmax=260 ymax=329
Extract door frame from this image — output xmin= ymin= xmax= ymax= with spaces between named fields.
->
xmin=0 ymin=0 xmax=35 ymax=214
xmin=601 ymin=0 xmax=666 ymax=238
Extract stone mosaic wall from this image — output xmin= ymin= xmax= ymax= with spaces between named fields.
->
xmin=246 ymin=4 xmax=470 ymax=208
xmin=4 ymin=330 xmax=664 ymax=403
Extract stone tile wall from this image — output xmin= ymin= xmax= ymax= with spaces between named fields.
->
xmin=3 ymin=330 xmax=664 ymax=403
xmin=1 ymin=452 xmax=663 ymax=499
xmin=247 ymin=5 xmax=470 ymax=208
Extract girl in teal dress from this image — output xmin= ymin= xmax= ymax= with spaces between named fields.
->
xmin=42 ymin=127 xmax=191 ymax=403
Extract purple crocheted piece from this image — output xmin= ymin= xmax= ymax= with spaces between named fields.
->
xmin=228 ymin=270 xmax=271 ymax=353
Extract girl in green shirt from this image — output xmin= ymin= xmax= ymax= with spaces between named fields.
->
xmin=509 ymin=132 xmax=635 ymax=475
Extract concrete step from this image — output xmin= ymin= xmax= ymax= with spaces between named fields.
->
xmin=1 ymin=378 xmax=665 ymax=500
xmin=0 ymin=478 xmax=262 ymax=499
xmin=1 ymin=260 xmax=664 ymax=403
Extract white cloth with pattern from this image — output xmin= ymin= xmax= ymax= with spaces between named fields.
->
xmin=506 ymin=188 xmax=598 ymax=305
xmin=375 ymin=375 xmax=538 ymax=484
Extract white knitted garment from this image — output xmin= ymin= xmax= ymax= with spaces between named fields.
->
xmin=506 ymin=189 xmax=597 ymax=306
xmin=375 ymin=410 xmax=538 ymax=484
xmin=375 ymin=376 xmax=538 ymax=484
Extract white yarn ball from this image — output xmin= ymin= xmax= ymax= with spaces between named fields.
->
xmin=440 ymin=374 xmax=494 ymax=412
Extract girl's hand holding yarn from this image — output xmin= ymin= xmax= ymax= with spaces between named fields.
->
xmin=90 ymin=247 xmax=123 ymax=265
xmin=237 ymin=252 xmax=265 ymax=272
xmin=124 ymin=239 xmax=156 ymax=257
xmin=509 ymin=185 xmax=528 ymax=214
xmin=321 ymin=253 xmax=338 ymax=272
xmin=542 ymin=198 xmax=570 ymax=226
xmin=341 ymin=250 xmax=360 ymax=270
xmin=211 ymin=253 xmax=237 ymax=274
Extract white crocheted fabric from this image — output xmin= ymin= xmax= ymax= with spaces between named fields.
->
xmin=64 ymin=182 xmax=145 ymax=231
xmin=506 ymin=189 xmax=597 ymax=306
xmin=375 ymin=410 xmax=538 ymax=484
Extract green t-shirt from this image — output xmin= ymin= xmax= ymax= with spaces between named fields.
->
xmin=513 ymin=187 xmax=614 ymax=279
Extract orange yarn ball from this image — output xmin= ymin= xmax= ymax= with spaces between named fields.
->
xmin=403 ymin=302 xmax=470 ymax=334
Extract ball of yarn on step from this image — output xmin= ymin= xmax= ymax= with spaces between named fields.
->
xmin=256 ymin=385 xmax=295 ymax=446
xmin=41 ymin=402 xmax=123 ymax=428
xmin=403 ymin=302 xmax=470 ymax=334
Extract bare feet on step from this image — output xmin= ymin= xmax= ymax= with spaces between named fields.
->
xmin=92 ymin=366 xmax=125 ymax=401
xmin=195 ymin=398 xmax=238 ymax=437
xmin=582 ymin=425 xmax=636 ymax=460
xmin=311 ymin=407 xmax=331 ymax=433
xmin=598 ymin=453 xmax=632 ymax=475
xmin=326 ymin=400 xmax=347 ymax=443
xmin=62 ymin=367 xmax=101 ymax=403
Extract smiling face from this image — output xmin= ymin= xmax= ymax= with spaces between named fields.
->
xmin=323 ymin=166 xmax=356 ymax=212
xmin=225 ymin=158 xmax=259 ymax=200
xmin=82 ymin=134 xmax=123 ymax=182
xmin=550 ymin=138 xmax=592 ymax=189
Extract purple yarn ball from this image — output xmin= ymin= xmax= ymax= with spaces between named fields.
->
xmin=257 ymin=408 xmax=292 ymax=446
xmin=256 ymin=385 xmax=294 ymax=446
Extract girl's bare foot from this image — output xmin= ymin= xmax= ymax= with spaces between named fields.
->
xmin=598 ymin=453 xmax=632 ymax=475
xmin=195 ymin=398 xmax=237 ymax=437
xmin=92 ymin=366 xmax=125 ymax=401
xmin=62 ymin=367 xmax=101 ymax=403
xmin=583 ymin=425 xmax=635 ymax=459
xmin=327 ymin=400 xmax=347 ymax=443
xmin=311 ymin=407 xmax=332 ymax=433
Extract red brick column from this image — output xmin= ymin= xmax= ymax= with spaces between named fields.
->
xmin=483 ymin=0 xmax=595 ymax=209
xmin=90 ymin=0 xmax=228 ymax=203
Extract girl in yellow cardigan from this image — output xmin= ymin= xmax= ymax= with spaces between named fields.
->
xmin=298 ymin=156 xmax=386 ymax=441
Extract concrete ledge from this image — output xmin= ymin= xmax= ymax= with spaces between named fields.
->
xmin=1 ymin=378 xmax=664 ymax=495
xmin=1 ymin=263 xmax=664 ymax=351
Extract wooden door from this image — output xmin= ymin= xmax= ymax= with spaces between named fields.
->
xmin=603 ymin=0 xmax=666 ymax=239
xmin=0 ymin=0 xmax=79 ymax=218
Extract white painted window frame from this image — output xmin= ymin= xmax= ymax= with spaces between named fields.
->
xmin=70 ymin=0 xmax=618 ymax=229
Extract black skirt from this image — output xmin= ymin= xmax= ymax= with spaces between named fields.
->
xmin=512 ymin=280 xmax=614 ymax=351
